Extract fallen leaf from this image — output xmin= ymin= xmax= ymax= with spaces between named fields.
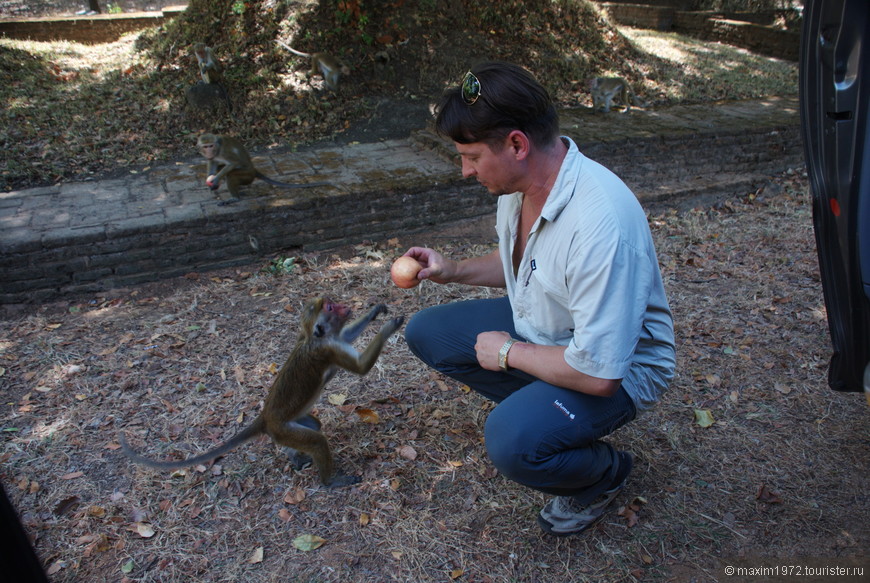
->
xmin=121 ymin=559 xmax=134 ymax=574
xmin=756 ymin=483 xmax=783 ymax=504
xmin=292 ymin=534 xmax=325 ymax=551
xmin=278 ymin=508 xmax=292 ymax=522
xmin=397 ymin=445 xmax=418 ymax=460
xmin=450 ymin=568 xmax=464 ymax=579
xmin=283 ymin=487 xmax=306 ymax=504
xmin=248 ymin=546 xmax=264 ymax=563
xmin=61 ymin=471 xmax=85 ymax=480
xmin=135 ymin=523 xmax=155 ymax=538
xmin=355 ymin=408 xmax=380 ymax=423
xmin=328 ymin=393 xmax=347 ymax=406
xmin=693 ymin=409 xmax=715 ymax=428
xmin=359 ymin=512 xmax=370 ymax=526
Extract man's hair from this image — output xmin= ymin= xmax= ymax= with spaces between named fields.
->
xmin=434 ymin=61 xmax=560 ymax=149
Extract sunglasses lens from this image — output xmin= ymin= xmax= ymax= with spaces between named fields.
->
xmin=462 ymin=72 xmax=481 ymax=105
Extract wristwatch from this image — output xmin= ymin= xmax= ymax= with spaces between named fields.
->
xmin=498 ymin=338 xmax=517 ymax=371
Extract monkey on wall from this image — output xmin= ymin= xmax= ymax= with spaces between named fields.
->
xmin=276 ymin=40 xmax=350 ymax=91
xmin=588 ymin=77 xmax=644 ymax=113
xmin=193 ymin=43 xmax=223 ymax=85
xmin=121 ymin=297 xmax=405 ymax=487
xmin=187 ymin=43 xmax=232 ymax=112
xmin=196 ymin=133 xmax=331 ymax=205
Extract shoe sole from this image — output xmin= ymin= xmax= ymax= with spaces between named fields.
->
xmin=536 ymin=511 xmax=607 ymax=537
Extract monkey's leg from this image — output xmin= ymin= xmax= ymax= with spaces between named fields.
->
xmin=340 ymin=303 xmax=388 ymax=343
xmin=280 ymin=414 xmax=321 ymax=470
xmin=274 ymin=420 xmax=359 ymax=487
xmin=219 ymin=170 xmax=255 ymax=206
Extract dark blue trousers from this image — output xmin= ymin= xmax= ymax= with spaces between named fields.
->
xmin=405 ymin=297 xmax=636 ymax=504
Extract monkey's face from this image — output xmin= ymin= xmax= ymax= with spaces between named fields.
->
xmin=199 ymin=142 xmax=217 ymax=159
xmin=322 ymin=299 xmax=352 ymax=325
xmin=305 ymin=297 xmax=352 ymax=338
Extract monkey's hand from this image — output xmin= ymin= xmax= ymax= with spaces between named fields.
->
xmin=380 ymin=315 xmax=405 ymax=338
xmin=206 ymin=175 xmax=220 ymax=190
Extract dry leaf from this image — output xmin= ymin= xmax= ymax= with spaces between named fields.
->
xmin=356 ymin=408 xmax=380 ymax=423
xmin=61 ymin=471 xmax=84 ymax=480
xmin=292 ymin=534 xmax=325 ymax=551
xmin=328 ymin=393 xmax=347 ymax=406
xmin=450 ymin=568 xmax=464 ymax=579
xmin=693 ymin=409 xmax=715 ymax=428
xmin=283 ymin=487 xmax=306 ymax=504
xmin=397 ymin=445 xmax=418 ymax=460
xmin=359 ymin=512 xmax=370 ymax=526
xmin=135 ymin=523 xmax=155 ymax=538
xmin=278 ymin=508 xmax=292 ymax=522
xmin=756 ymin=483 xmax=783 ymax=504
xmin=248 ymin=546 xmax=264 ymax=563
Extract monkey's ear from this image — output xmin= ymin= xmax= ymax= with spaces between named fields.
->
xmin=313 ymin=323 xmax=326 ymax=337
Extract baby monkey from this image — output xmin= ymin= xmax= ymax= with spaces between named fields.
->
xmin=197 ymin=133 xmax=330 ymax=205
xmin=121 ymin=297 xmax=405 ymax=487
xmin=589 ymin=76 xmax=642 ymax=113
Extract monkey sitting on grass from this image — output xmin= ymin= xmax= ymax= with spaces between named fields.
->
xmin=121 ymin=297 xmax=404 ymax=487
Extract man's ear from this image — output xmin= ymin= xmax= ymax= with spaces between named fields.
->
xmin=506 ymin=130 xmax=531 ymax=161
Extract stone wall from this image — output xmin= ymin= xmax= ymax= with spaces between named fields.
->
xmin=0 ymin=123 xmax=803 ymax=304
xmin=0 ymin=7 xmax=183 ymax=43
xmin=0 ymin=180 xmax=495 ymax=303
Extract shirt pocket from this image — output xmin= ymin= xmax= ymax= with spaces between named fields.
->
xmin=519 ymin=263 xmax=573 ymax=345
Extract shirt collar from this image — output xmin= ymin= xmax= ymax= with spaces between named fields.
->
xmin=539 ymin=136 xmax=583 ymax=224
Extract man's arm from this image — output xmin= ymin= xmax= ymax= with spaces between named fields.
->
xmin=476 ymin=331 xmax=622 ymax=397
xmin=404 ymin=247 xmax=506 ymax=288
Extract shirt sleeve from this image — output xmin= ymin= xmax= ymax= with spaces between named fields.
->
xmin=562 ymin=220 xmax=654 ymax=380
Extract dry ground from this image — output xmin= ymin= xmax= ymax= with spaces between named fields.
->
xmin=2 ymin=169 xmax=869 ymax=582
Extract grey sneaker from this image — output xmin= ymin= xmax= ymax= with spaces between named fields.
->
xmin=537 ymin=451 xmax=633 ymax=537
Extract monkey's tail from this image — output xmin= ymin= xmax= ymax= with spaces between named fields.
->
xmin=255 ymin=172 xmax=332 ymax=189
xmin=276 ymin=40 xmax=311 ymax=58
xmin=216 ymin=83 xmax=233 ymax=112
xmin=120 ymin=416 xmax=266 ymax=471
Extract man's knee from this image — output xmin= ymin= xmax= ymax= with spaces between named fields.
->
xmin=403 ymin=307 xmax=433 ymax=358
xmin=484 ymin=404 xmax=535 ymax=480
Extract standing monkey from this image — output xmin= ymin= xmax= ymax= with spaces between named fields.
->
xmin=196 ymin=133 xmax=331 ymax=205
xmin=121 ymin=297 xmax=405 ymax=487
xmin=276 ymin=40 xmax=349 ymax=91
xmin=588 ymin=77 xmax=643 ymax=113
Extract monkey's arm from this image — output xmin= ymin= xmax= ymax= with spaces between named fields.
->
xmin=333 ymin=315 xmax=404 ymax=375
xmin=211 ymin=159 xmax=241 ymax=183
xmin=339 ymin=303 xmax=388 ymax=343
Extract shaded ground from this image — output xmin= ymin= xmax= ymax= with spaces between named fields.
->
xmin=1 ymin=170 xmax=868 ymax=582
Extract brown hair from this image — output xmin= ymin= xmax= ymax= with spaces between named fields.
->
xmin=434 ymin=61 xmax=560 ymax=149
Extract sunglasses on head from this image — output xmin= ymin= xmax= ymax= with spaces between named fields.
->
xmin=461 ymin=71 xmax=482 ymax=105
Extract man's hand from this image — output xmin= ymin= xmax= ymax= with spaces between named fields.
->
xmin=476 ymin=331 xmax=513 ymax=371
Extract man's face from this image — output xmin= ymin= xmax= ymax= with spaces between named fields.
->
xmin=455 ymin=139 xmax=520 ymax=196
